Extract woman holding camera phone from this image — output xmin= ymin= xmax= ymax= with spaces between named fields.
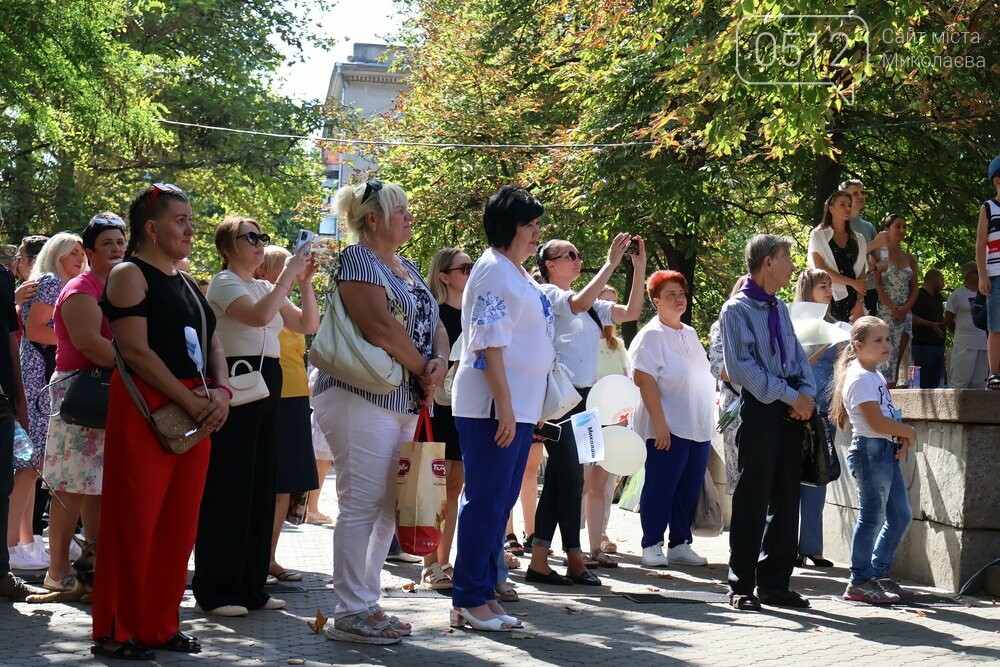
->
xmin=526 ymin=234 xmax=646 ymax=583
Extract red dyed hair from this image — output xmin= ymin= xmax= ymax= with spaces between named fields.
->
xmin=646 ymin=270 xmax=688 ymax=298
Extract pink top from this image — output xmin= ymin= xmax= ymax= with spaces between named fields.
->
xmin=53 ymin=271 xmax=112 ymax=372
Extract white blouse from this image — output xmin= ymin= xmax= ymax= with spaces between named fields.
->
xmin=207 ymin=270 xmax=287 ymax=358
xmin=452 ymin=248 xmax=555 ymax=424
xmin=540 ymin=283 xmax=614 ymax=388
xmin=628 ymin=318 xmax=716 ymax=442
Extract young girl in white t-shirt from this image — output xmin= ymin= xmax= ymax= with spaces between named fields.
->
xmin=830 ymin=316 xmax=917 ymax=605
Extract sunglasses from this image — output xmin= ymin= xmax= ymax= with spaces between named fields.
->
xmin=143 ymin=182 xmax=185 ymax=217
xmin=90 ymin=214 xmax=127 ymax=228
xmin=237 ymin=231 xmax=270 ymax=247
xmin=551 ymin=250 xmax=582 ymax=262
xmin=443 ymin=262 xmax=473 ymax=276
xmin=361 ymin=179 xmax=383 ymax=204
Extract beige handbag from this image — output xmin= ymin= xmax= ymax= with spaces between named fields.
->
xmin=432 ymin=334 xmax=462 ymax=406
xmin=309 ymin=263 xmax=407 ymax=395
xmin=227 ymin=332 xmax=269 ymax=407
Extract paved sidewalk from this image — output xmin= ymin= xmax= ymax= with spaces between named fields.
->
xmin=2 ymin=473 xmax=998 ymax=666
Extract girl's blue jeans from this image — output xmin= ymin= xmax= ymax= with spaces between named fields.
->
xmin=846 ymin=436 xmax=912 ymax=584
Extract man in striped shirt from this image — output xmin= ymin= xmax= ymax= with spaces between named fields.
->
xmin=975 ymin=154 xmax=1000 ymax=390
xmin=720 ymin=234 xmax=816 ymax=611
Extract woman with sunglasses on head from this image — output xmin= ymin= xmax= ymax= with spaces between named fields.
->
xmin=314 ymin=180 xmax=447 ymax=645
xmin=420 ymin=247 xmax=473 ymax=590
xmin=93 ymin=183 xmax=230 ymax=660
xmin=42 ymin=214 xmax=126 ymax=594
xmin=193 ymin=216 xmax=317 ymax=618
xmin=526 ymin=234 xmax=646 ymax=584
xmin=8 ymin=232 xmax=87 ymax=572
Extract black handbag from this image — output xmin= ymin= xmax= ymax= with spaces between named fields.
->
xmin=801 ymin=408 xmax=841 ymax=486
xmin=972 ymin=292 xmax=988 ymax=331
xmin=60 ymin=368 xmax=112 ymax=429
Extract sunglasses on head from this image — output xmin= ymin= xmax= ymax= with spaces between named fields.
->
xmin=90 ymin=214 xmax=126 ymax=228
xmin=237 ymin=231 xmax=270 ymax=247
xmin=551 ymin=250 xmax=582 ymax=262
xmin=143 ymin=182 xmax=185 ymax=217
xmin=361 ymin=179 xmax=383 ymax=204
xmin=443 ymin=262 xmax=473 ymax=276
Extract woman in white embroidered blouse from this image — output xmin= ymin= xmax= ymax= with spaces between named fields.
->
xmin=629 ymin=270 xmax=717 ymax=569
xmin=450 ymin=185 xmax=554 ymax=632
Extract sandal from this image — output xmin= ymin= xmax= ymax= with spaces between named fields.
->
xmin=157 ymin=631 xmax=201 ymax=653
xmin=369 ymin=605 xmax=412 ymax=636
xmin=325 ymin=611 xmax=402 ymax=645
xmin=504 ymin=548 xmax=520 ymax=570
xmin=591 ymin=549 xmax=619 ymax=568
xmin=729 ymin=592 xmax=762 ymax=612
xmin=268 ymin=568 xmax=303 ymax=582
xmin=988 ymin=374 xmax=1000 ymax=390
xmin=305 ymin=511 xmax=332 ymax=525
xmin=505 ymin=533 xmax=524 ymax=556
xmin=600 ymin=538 xmax=617 ymax=554
xmin=91 ymin=638 xmax=154 ymax=661
xmin=495 ymin=581 xmax=519 ymax=602
xmin=421 ymin=562 xmax=453 ymax=590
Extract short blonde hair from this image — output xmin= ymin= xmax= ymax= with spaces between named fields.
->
xmin=215 ymin=215 xmax=260 ymax=269
xmin=332 ymin=181 xmax=408 ymax=245
xmin=258 ymin=245 xmax=290 ymax=281
xmin=29 ymin=232 xmax=86 ymax=282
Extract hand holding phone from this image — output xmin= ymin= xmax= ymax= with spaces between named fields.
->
xmin=534 ymin=421 xmax=562 ymax=442
xmin=295 ymin=229 xmax=315 ymax=254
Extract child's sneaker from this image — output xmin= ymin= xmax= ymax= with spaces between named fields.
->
xmin=876 ymin=578 xmax=912 ymax=599
xmin=843 ymin=578 xmax=900 ymax=604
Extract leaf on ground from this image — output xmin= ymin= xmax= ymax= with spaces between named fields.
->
xmin=510 ymin=631 xmax=535 ymax=640
xmin=441 ymin=627 xmax=454 ymax=634
xmin=915 ymin=609 xmax=927 ymax=617
xmin=811 ymin=626 xmax=823 ymax=632
xmin=563 ymin=606 xmax=577 ymax=614
xmin=288 ymin=660 xmax=306 ymax=665
xmin=646 ymin=572 xmax=673 ymax=579
xmin=402 ymin=582 xmax=416 ymax=592
xmin=307 ymin=608 xmax=328 ymax=633
xmin=646 ymin=586 xmax=661 ymax=592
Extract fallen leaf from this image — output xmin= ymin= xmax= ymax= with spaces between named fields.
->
xmin=510 ymin=631 xmax=535 ymax=640
xmin=402 ymin=582 xmax=415 ymax=592
xmin=307 ymin=608 xmax=328 ymax=634
xmin=563 ymin=606 xmax=577 ymax=614
xmin=646 ymin=587 xmax=660 ymax=592
xmin=915 ymin=610 xmax=927 ymax=617
xmin=811 ymin=626 xmax=823 ymax=632
xmin=288 ymin=660 xmax=305 ymax=665
xmin=441 ymin=627 xmax=454 ymax=634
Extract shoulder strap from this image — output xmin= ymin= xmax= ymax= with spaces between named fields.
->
xmin=178 ymin=273 xmax=209 ymax=361
xmin=586 ymin=306 xmax=603 ymax=330
xmin=114 ymin=342 xmax=153 ymax=421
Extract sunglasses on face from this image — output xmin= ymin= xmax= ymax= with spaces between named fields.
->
xmin=551 ymin=250 xmax=582 ymax=262
xmin=361 ymin=179 xmax=383 ymax=204
xmin=143 ymin=182 xmax=185 ymax=217
xmin=443 ymin=262 xmax=473 ymax=276
xmin=237 ymin=231 xmax=270 ymax=247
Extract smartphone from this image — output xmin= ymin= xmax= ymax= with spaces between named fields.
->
xmin=534 ymin=422 xmax=562 ymax=442
xmin=626 ymin=238 xmax=640 ymax=255
xmin=295 ymin=229 xmax=315 ymax=254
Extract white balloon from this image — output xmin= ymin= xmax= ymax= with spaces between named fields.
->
xmin=599 ymin=426 xmax=647 ymax=476
xmin=586 ymin=374 xmax=639 ymax=425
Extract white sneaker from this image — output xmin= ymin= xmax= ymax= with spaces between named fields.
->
xmin=641 ymin=543 xmax=670 ymax=567
xmin=667 ymin=543 xmax=708 ymax=566
xmin=28 ymin=537 xmax=51 ymax=567
xmin=8 ymin=545 xmax=47 ymax=570
xmin=262 ymin=597 xmax=286 ymax=610
xmin=194 ymin=603 xmax=249 ymax=617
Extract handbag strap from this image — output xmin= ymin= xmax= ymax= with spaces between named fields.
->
xmin=177 ymin=273 xmax=209 ymax=360
xmin=412 ymin=405 xmax=434 ymax=442
xmin=335 ymin=253 xmax=405 ymax=326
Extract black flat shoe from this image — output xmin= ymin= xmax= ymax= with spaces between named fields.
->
xmin=157 ymin=631 xmax=201 ymax=653
xmin=757 ymin=587 xmax=810 ymax=608
xmin=91 ymin=638 xmax=155 ymax=661
xmin=800 ymin=554 xmax=834 ymax=568
xmin=525 ymin=567 xmax=572 ymax=586
xmin=567 ymin=569 xmax=601 ymax=586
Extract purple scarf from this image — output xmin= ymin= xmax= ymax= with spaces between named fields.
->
xmin=739 ymin=275 xmax=787 ymax=366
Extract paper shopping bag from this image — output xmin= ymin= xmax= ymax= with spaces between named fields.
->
xmin=396 ymin=407 xmax=447 ymax=556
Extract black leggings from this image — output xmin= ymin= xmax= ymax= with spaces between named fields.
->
xmin=532 ymin=387 xmax=590 ymax=554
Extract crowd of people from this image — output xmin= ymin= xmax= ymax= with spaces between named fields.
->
xmin=0 ymin=154 xmax=998 ymax=656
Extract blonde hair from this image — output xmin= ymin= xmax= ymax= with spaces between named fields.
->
xmin=794 ymin=268 xmax=834 ymax=322
xmin=829 ymin=315 xmax=889 ymax=431
xmin=258 ymin=245 xmax=290 ymax=281
xmin=426 ymin=247 xmax=462 ymax=304
xmin=29 ymin=232 xmax=86 ymax=282
xmin=214 ymin=215 xmax=260 ymax=270
xmin=333 ymin=181 xmax=408 ymax=245
xmin=599 ymin=285 xmax=620 ymax=350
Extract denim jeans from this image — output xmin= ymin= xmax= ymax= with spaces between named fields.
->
xmin=846 ymin=436 xmax=912 ymax=584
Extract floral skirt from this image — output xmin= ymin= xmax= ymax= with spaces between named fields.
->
xmin=43 ymin=370 xmax=105 ymax=495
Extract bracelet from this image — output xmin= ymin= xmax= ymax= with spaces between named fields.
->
xmin=213 ymin=384 xmax=234 ymax=400
xmin=433 ymin=355 xmax=447 ymax=363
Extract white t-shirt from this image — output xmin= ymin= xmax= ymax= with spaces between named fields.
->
xmin=207 ymin=270 xmax=287 ymax=358
xmin=628 ymin=318 xmax=716 ymax=442
xmin=842 ymin=360 xmax=896 ymax=438
xmin=946 ymin=286 xmax=988 ymax=351
xmin=452 ymin=248 xmax=555 ymax=424
xmin=540 ymin=284 xmax=613 ymax=388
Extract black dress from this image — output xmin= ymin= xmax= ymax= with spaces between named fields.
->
xmin=828 ymin=235 xmax=859 ymax=322
xmin=432 ymin=303 xmax=463 ymax=461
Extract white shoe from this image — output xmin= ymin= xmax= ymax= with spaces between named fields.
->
xmin=667 ymin=543 xmax=708 ymax=566
xmin=641 ymin=543 xmax=670 ymax=567
xmin=8 ymin=545 xmax=47 ymax=570
xmin=386 ymin=551 xmax=421 ymax=563
xmin=194 ymin=603 xmax=249 ymax=617
xmin=28 ymin=537 xmax=51 ymax=567
xmin=262 ymin=597 xmax=286 ymax=610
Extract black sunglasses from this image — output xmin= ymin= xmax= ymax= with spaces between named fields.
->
xmin=237 ymin=231 xmax=270 ymax=247
xmin=550 ymin=250 xmax=582 ymax=262
xmin=361 ymin=179 xmax=383 ymax=204
xmin=443 ymin=262 xmax=473 ymax=276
